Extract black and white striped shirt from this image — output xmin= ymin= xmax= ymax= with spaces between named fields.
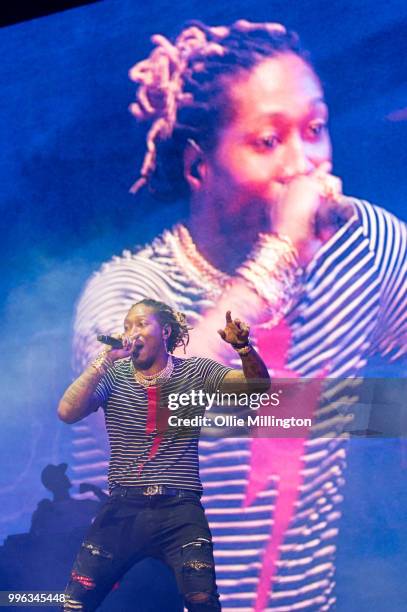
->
xmin=73 ymin=198 xmax=406 ymax=610
xmin=95 ymin=356 xmax=231 ymax=493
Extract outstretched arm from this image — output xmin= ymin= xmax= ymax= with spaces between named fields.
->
xmin=217 ymin=311 xmax=270 ymax=394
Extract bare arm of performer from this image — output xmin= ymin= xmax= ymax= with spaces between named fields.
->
xmin=217 ymin=311 xmax=270 ymax=393
xmin=57 ymin=340 xmax=136 ymax=424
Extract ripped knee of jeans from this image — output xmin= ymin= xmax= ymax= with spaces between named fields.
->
xmin=182 ymin=538 xmax=219 ymax=609
xmin=63 ymin=595 xmax=85 ymax=610
xmin=81 ymin=541 xmax=113 ymax=560
xmin=186 ymin=591 xmax=211 ymax=603
xmin=184 ymin=591 xmax=220 ymax=611
xmin=70 ymin=571 xmax=96 ymax=590
xmin=63 ymin=541 xmax=114 ymax=609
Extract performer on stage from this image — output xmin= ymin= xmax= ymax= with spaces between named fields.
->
xmin=59 ymin=299 xmax=270 ymax=611
xmin=73 ymin=20 xmax=407 ymax=610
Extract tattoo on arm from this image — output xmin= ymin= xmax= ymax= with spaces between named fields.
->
xmin=63 ymin=371 xmax=97 ymax=406
xmin=59 ymin=366 xmax=105 ymax=422
xmin=220 ymin=347 xmax=270 ymax=394
xmin=241 ymin=347 xmax=270 ymax=385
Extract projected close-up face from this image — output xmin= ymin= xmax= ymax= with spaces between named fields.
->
xmin=198 ymin=53 xmax=332 ymax=213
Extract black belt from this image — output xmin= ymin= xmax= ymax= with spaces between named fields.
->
xmin=111 ymin=484 xmax=200 ymax=498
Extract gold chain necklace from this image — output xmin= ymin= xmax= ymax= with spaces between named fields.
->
xmin=173 ymin=225 xmax=231 ymax=290
xmin=132 ymin=355 xmax=174 ymax=387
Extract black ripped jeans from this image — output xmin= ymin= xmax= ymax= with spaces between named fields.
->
xmin=63 ymin=489 xmax=221 ymax=611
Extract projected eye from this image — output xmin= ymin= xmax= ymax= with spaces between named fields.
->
xmin=307 ymin=121 xmax=327 ymax=139
xmin=263 ymin=135 xmax=280 ymax=148
xmin=254 ymin=134 xmax=280 ymax=151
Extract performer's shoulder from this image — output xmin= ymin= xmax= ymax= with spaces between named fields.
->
xmin=173 ymin=355 xmax=224 ymax=372
xmin=172 ymin=355 xmax=195 ymax=368
xmin=75 ymin=227 xmax=182 ymax=313
xmin=88 ymin=228 xmax=177 ymax=282
xmin=348 ymin=197 xmax=406 ymax=234
xmin=172 ymin=355 xmax=208 ymax=371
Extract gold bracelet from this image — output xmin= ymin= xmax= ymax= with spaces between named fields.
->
xmin=236 ymin=233 xmax=303 ymax=324
xmin=91 ymin=352 xmax=113 ymax=375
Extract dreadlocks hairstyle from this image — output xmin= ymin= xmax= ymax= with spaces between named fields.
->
xmin=128 ymin=19 xmax=309 ymax=199
xmin=132 ymin=299 xmax=191 ymax=353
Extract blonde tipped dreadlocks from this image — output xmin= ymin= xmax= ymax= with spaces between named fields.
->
xmin=128 ymin=20 xmax=306 ymax=199
xmin=131 ymin=299 xmax=191 ymax=353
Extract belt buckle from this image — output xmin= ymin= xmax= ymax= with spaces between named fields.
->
xmin=144 ymin=485 xmax=161 ymax=496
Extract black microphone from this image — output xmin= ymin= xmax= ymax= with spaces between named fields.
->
xmin=314 ymin=198 xmax=355 ymax=237
xmin=97 ymin=335 xmax=123 ymax=349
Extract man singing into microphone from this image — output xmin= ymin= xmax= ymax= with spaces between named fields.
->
xmin=58 ymin=298 xmax=270 ymax=611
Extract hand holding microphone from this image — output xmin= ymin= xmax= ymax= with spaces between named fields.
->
xmin=271 ymin=162 xmax=354 ymax=264
xmin=97 ymin=334 xmax=142 ymax=360
xmin=312 ymin=164 xmax=354 ymax=239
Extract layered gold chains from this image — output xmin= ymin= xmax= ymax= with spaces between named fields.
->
xmin=132 ymin=355 xmax=174 ymax=387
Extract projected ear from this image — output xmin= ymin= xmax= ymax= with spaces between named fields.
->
xmin=184 ymin=139 xmax=207 ymax=190
xmin=162 ymin=324 xmax=171 ymax=339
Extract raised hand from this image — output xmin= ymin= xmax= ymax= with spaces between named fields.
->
xmin=217 ymin=311 xmax=250 ymax=347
